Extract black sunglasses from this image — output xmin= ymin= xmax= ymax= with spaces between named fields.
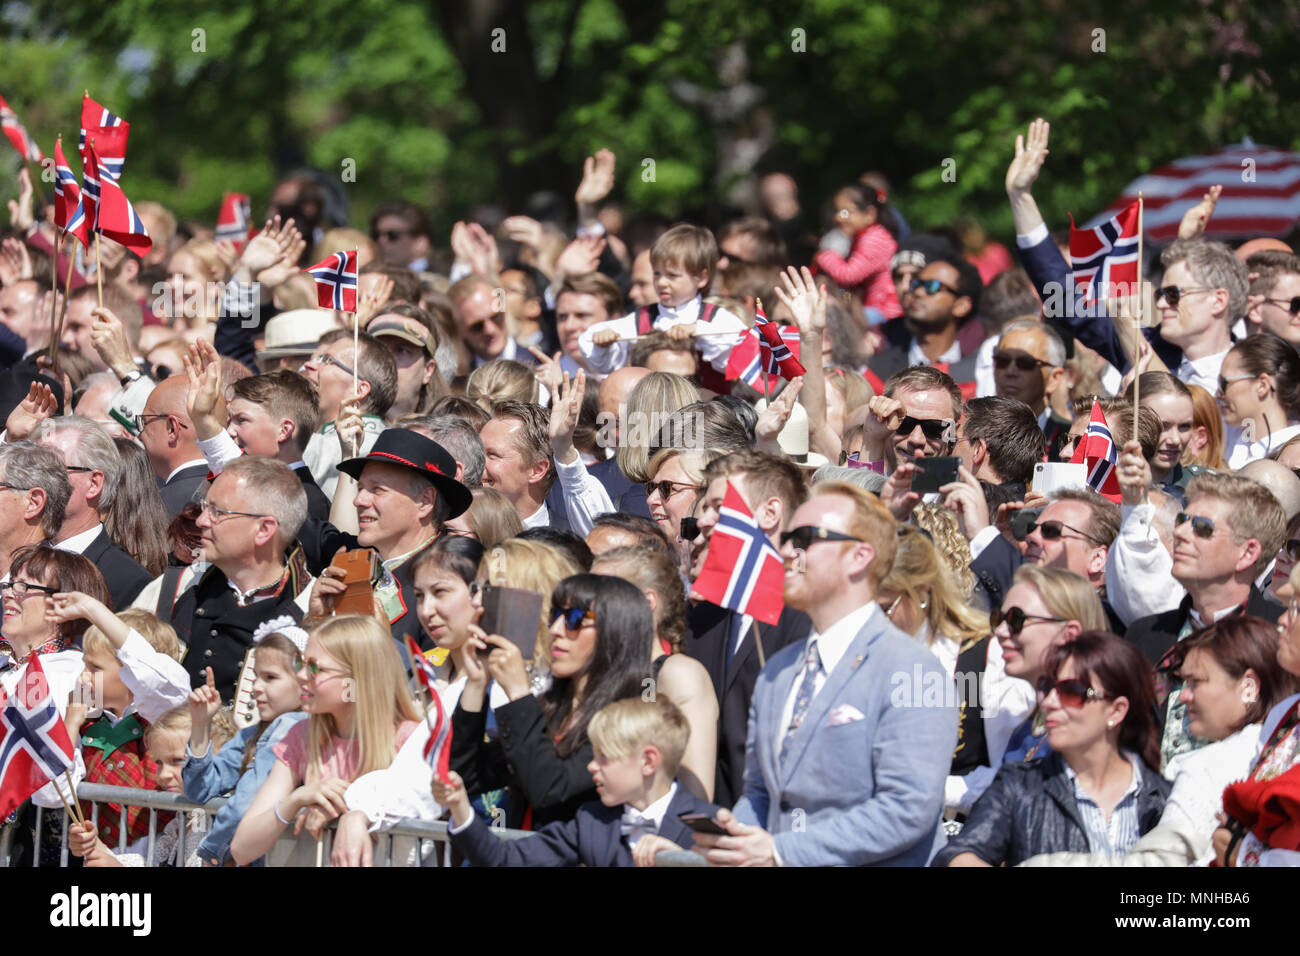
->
xmin=990 ymin=606 xmax=1067 ymax=635
xmin=993 ymin=351 xmax=1053 ymax=372
xmin=1263 ymin=295 xmax=1300 ymax=317
xmin=1175 ymin=512 xmax=1216 ymax=539
xmin=1155 ymin=285 xmax=1212 ymax=307
xmin=780 ymin=525 xmax=865 ymax=550
xmin=1036 ymin=677 xmax=1113 ymax=709
xmin=1027 ymin=519 xmax=1106 ymax=546
xmin=549 ymin=605 xmax=595 ymax=629
xmin=909 ymin=277 xmax=959 ymax=296
xmin=894 ymin=416 xmax=955 ymax=442
xmin=645 ymin=479 xmax=701 ymax=501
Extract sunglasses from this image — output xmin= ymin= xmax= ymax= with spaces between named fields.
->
xmin=993 ymin=351 xmax=1053 ymax=372
xmin=549 ymin=605 xmax=595 ymax=629
xmin=299 ymin=656 xmax=349 ymax=679
xmin=1155 ymin=285 xmax=1213 ymax=307
xmin=1263 ymin=295 xmax=1300 ymax=316
xmin=894 ymin=416 xmax=956 ymax=443
xmin=373 ymin=229 xmax=412 ymax=242
xmin=1175 ymin=512 xmax=1216 ymax=539
xmin=909 ymin=277 xmax=959 ymax=296
xmin=990 ymin=606 xmax=1067 ymax=635
xmin=466 ymin=313 xmax=506 ymax=336
xmin=645 ymin=479 xmax=701 ymax=501
xmin=1218 ymin=373 xmax=1256 ymax=395
xmin=1036 ymin=677 xmax=1113 ymax=708
xmin=779 ymin=525 xmax=865 ymax=550
xmin=1027 ymin=519 xmax=1106 ymax=546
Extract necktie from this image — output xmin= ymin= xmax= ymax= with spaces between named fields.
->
xmin=780 ymin=639 xmax=822 ymax=766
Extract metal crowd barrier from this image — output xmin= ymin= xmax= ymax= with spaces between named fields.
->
xmin=1 ymin=784 xmax=704 ymax=866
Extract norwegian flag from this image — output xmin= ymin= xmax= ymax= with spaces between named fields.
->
xmin=754 ymin=304 xmax=806 ymax=381
xmin=404 ymin=636 xmax=451 ymax=783
xmin=53 ymin=138 xmax=88 ymax=247
xmin=79 ymin=94 xmax=129 ymax=180
xmin=216 ymin=193 xmax=252 ymax=249
xmin=0 ymin=94 xmax=44 ymax=163
xmin=0 ymin=654 xmax=78 ymax=820
xmin=305 ymin=250 xmax=358 ymax=313
xmin=1069 ymin=200 xmax=1141 ymax=307
xmin=725 ymin=329 xmax=802 ymax=393
xmin=1069 ymin=400 xmax=1121 ymax=502
xmin=86 ymin=140 xmax=151 ymax=257
xmin=689 ymin=480 xmax=785 ymax=626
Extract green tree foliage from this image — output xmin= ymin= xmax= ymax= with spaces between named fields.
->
xmin=2 ymin=0 xmax=1296 ymax=242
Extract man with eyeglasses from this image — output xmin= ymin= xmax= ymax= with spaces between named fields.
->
xmin=857 ymin=365 xmax=963 ymax=476
xmin=138 ymin=375 xmax=210 ymax=520
xmin=867 ymin=254 xmax=984 ymax=388
xmin=992 ymin=319 xmax=1072 ymax=446
xmin=683 ymin=450 xmax=811 ymax=807
xmin=1007 ymin=118 xmax=1248 ymax=390
xmin=1244 ymin=250 xmax=1300 ymax=346
xmin=32 ymin=416 xmax=152 ymax=608
xmin=300 ymin=328 xmax=396 ymax=500
xmin=369 ymin=202 xmax=432 ymax=272
xmin=0 ymin=441 xmax=70 ymax=581
xmin=448 ymin=274 xmax=535 ymax=370
xmin=693 ymin=482 xmax=957 ymax=866
xmin=1125 ymin=473 xmax=1284 ymax=769
xmin=164 ymin=456 xmax=312 ymax=702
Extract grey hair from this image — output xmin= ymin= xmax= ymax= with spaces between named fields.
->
xmin=434 ymin=340 xmax=459 ymax=387
xmin=0 ymin=440 xmax=71 ymax=537
xmin=811 ymin=464 xmax=887 ymax=494
xmin=1161 ymin=239 xmax=1249 ymax=319
xmin=999 ymin=318 xmax=1066 ymax=368
xmin=400 ymin=415 xmax=485 ymax=487
xmin=32 ymin=415 xmax=123 ymax=504
xmin=221 ymin=456 xmax=308 ymax=550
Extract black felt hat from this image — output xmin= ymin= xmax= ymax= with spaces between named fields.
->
xmin=338 ymin=429 xmax=473 ymax=519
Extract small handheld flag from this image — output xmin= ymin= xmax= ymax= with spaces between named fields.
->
xmin=53 ymin=138 xmax=88 ymax=247
xmin=1069 ymin=200 xmax=1141 ymax=307
xmin=404 ymin=635 xmax=452 ymax=783
xmin=79 ymin=94 xmax=129 ymax=180
xmin=689 ymin=480 xmax=785 ymax=626
xmin=305 ymin=250 xmax=358 ymax=313
xmin=754 ymin=301 xmax=806 ymax=382
xmin=216 ymin=193 xmax=252 ymax=249
xmin=0 ymin=654 xmax=78 ymax=820
xmin=0 ymin=94 xmax=44 ymax=163
xmin=1069 ymin=400 xmax=1122 ymax=503
xmin=85 ymin=139 xmax=152 ymax=257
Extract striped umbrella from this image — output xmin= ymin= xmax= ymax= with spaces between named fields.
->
xmin=1093 ymin=137 xmax=1300 ymax=243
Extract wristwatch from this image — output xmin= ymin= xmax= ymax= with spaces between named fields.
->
xmin=119 ymin=369 xmax=143 ymax=387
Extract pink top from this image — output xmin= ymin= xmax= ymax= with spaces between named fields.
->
xmin=275 ymin=718 xmax=419 ymax=784
xmin=814 ymin=223 xmax=902 ymax=318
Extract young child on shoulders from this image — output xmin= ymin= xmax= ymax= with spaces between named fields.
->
xmin=54 ymin=594 xmax=192 ymax=852
xmin=183 ymin=625 xmax=308 ymax=866
xmin=69 ymin=706 xmax=211 ymax=867
xmin=579 ymin=224 xmax=749 ymax=380
xmin=434 ymin=697 xmax=719 ymax=867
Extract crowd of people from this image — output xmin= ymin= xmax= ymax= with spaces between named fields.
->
xmin=4 ymin=117 xmax=1300 ymax=868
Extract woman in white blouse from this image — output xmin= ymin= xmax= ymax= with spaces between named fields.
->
xmin=1220 ymin=333 xmax=1300 ymax=469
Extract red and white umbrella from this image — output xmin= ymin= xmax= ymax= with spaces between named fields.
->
xmin=1094 ymin=138 xmax=1300 ymax=243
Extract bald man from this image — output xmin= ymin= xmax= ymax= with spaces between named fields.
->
xmin=140 ymin=375 xmax=209 ymax=518
xmin=594 ymin=365 xmax=652 ymax=516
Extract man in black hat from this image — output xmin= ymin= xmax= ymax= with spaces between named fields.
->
xmin=299 ymin=428 xmax=472 ymax=650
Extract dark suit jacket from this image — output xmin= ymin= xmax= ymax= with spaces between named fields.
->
xmin=450 ymin=783 xmax=719 ymax=867
xmin=867 ymin=346 xmax=979 ymax=388
xmin=1042 ymin=408 xmax=1073 ymax=460
xmin=588 ymin=457 xmax=635 ymax=508
xmin=450 ymin=693 xmax=598 ymax=829
xmin=1126 ymin=587 xmax=1283 ymax=668
xmin=81 ymin=528 xmax=152 ymax=610
xmin=682 ymin=602 xmax=810 ymax=807
xmin=971 ymin=533 xmax=1023 ymax=613
xmin=541 ymin=483 xmax=572 ymax=532
xmin=158 ymin=463 xmax=210 ymax=521
xmin=617 ymin=480 xmax=651 ymax=519
xmin=294 ymin=465 xmax=331 ymax=521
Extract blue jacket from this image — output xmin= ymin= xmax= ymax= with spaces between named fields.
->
xmin=183 ymin=712 xmax=307 ymax=865
xmin=733 ymin=609 xmax=959 ymax=866
xmin=451 ymin=783 xmax=719 ymax=867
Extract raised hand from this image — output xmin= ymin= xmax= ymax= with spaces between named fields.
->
xmin=528 ymin=346 xmax=564 ymax=394
xmin=861 ymin=394 xmax=905 ymax=460
xmin=335 ymin=394 xmax=365 ymax=460
xmin=754 ymin=376 xmax=804 ymax=445
xmin=1178 ymin=185 xmax=1222 ymax=241
xmin=6 ymin=167 xmax=34 ymax=232
xmin=774 ymin=266 xmax=827 ymax=336
xmin=256 ymin=225 xmax=308 ymax=289
xmin=45 ymin=590 xmax=110 ymax=625
xmin=0 ymin=236 xmax=33 ymax=286
xmin=89 ymin=306 xmax=136 ymax=378
xmin=548 ymin=368 xmax=586 ymax=464
xmin=181 ymin=340 xmax=226 ymax=441
xmin=355 ymin=274 xmax=394 ymax=330
xmin=1006 ymin=118 xmax=1051 ymax=195
xmin=940 ymin=465 xmax=992 ymax=540
xmin=575 ymin=149 xmax=617 ymax=209
xmin=463 ymin=223 xmax=501 ymax=277
xmin=503 ymin=215 xmax=544 ymax=251
xmin=5 ymin=381 xmax=57 ymax=441
xmin=554 ymin=234 xmax=605 ymax=282
xmin=1117 ymin=439 xmax=1152 ymax=507
xmin=187 ymin=666 xmax=223 ymax=735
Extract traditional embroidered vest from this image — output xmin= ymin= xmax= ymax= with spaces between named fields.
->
xmin=80 ymin=714 xmax=174 ymax=848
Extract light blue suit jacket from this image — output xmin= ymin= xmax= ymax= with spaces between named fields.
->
xmin=733 ymin=608 xmax=959 ymax=866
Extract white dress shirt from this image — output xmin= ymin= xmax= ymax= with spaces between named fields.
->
xmin=775 ymin=602 xmax=877 ymax=757
xmin=974 ymin=336 xmax=998 ymax=398
xmin=1226 ymin=422 xmax=1300 ymax=470
xmin=53 ymin=522 xmax=104 ymax=555
xmin=907 ymin=337 xmax=962 ymax=369
xmin=622 ymin=782 xmax=679 ymax=849
xmin=1105 ymin=501 xmax=1184 ymax=627
xmin=577 ymin=296 xmax=748 ymax=375
xmin=553 ymin=455 xmax=615 ymax=538
xmin=197 ymin=430 xmax=242 ymax=475
xmin=1174 ymin=349 xmax=1229 ymax=394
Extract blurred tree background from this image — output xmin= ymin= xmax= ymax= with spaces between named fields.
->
xmin=2 ymin=0 xmax=1296 ymax=242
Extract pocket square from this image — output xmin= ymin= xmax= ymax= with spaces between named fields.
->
xmin=826 ymin=704 xmax=865 ymax=726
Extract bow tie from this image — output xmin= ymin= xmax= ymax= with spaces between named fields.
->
xmin=620 ymin=810 xmax=657 ymax=839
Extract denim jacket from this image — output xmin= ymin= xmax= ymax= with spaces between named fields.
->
xmin=183 ymin=712 xmax=307 ymax=865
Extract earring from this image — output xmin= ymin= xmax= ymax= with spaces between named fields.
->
xmin=1243 ymin=685 xmax=1258 ymax=705
xmin=1106 ymin=720 xmax=1115 ymax=728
